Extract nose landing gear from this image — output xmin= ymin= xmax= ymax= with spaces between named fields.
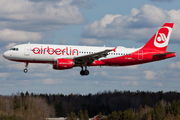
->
xmin=24 ymin=69 xmax=28 ymax=73
xmin=23 ymin=62 xmax=28 ymax=73
xmin=80 ymin=66 xmax=89 ymax=76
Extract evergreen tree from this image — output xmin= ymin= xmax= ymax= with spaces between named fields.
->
xmin=66 ymin=112 xmax=77 ymax=120
xmin=84 ymin=110 xmax=89 ymax=120
xmin=25 ymin=91 xmax=29 ymax=97
xmin=78 ymin=109 xmax=84 ymax=120
xmin=55 ymin=102 xmax=64 ymax=117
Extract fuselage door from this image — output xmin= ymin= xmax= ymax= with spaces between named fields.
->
xmin=24 ymin=46 xmax=30 ymax=56
xmin=138 ymin=50 xmax=143 ymax=60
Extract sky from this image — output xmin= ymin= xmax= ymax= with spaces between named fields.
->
xmin=1 ymin=0 xmax=180 ymax=95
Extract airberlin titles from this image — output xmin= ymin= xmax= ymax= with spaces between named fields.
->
xmin=32 ymin=46 xmax=79 ymax=56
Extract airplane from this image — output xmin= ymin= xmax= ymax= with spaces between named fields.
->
xmin=3 ymin=23 xmax=176 ymax=76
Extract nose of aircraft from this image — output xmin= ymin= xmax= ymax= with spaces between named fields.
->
xmin=3 ymin=51 xmax=9 ymax=59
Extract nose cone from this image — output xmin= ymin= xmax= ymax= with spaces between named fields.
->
xmin=3 ymin=51 xmax=9 ymax=59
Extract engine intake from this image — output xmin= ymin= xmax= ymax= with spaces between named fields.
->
xmin=53 ymin=59 xmax=74 ymax=70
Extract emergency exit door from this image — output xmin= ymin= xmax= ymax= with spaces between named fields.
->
xmin=24 ymin=46 xmax=30 ymax=56
xmin=138 ymin=50 xmax=143 ymax=60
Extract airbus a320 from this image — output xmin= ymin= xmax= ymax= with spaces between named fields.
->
xmin=3 ymin=23 xmax=176 ymax=76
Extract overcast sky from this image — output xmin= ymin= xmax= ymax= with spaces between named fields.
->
xmin=1 ymin=0 xmax=180 ymax=95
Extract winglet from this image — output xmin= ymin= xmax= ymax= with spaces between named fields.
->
xmin=112 ymin=47 xmax=117 ymax=52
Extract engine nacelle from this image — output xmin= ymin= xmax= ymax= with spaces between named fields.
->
xmin=53 ymin=59 xmax=74 ymax=70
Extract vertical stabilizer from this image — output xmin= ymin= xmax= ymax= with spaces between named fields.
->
xmin=142 ymin=23 xmax=174 ymax=51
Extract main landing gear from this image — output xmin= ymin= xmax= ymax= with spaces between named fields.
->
xmin=23 ymin=62 xmax=28 ymax=73
xmin=80 ymin=66 xmax=89 ymax=76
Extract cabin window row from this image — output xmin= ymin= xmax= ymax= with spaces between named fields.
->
xmin=32 ymin=49 xmax=132 ymax=56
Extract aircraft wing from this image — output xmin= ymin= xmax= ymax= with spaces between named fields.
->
xmin=153 ymin=52 xmax=175 ymax=56
xmin=74 ymin=47 xmax=116 ymax=64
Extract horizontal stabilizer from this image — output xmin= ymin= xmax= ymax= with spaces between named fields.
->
xmin=153 ymin=52 xmax=175 ymax=56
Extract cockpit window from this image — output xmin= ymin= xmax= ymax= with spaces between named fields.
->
xmin=10 ymin=48 xmax=19 ymax=51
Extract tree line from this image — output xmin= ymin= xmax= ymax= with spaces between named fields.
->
xmin=1 ymin=90 xmax=180 ymax=119
xmin=38 ymin=90 xmax=180 ymax=117
xmin=58 ymin=99 xmax=180 ymax=120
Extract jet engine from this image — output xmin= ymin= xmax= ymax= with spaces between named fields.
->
xmin=53 ymin=58 xmax=74 ymax=70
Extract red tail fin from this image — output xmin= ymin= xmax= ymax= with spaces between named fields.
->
xmin=142 ymin=23 xmax=174 ymax=51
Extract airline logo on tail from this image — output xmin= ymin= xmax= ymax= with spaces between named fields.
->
xmin=154 ymin=26 xmax=172 ymax=48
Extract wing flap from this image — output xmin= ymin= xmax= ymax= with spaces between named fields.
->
xmin=74 ymin=48 xmax=116 ymax=64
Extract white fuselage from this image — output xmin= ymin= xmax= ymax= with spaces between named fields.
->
xmin=3 ymin=44 xmax=139 ymax=63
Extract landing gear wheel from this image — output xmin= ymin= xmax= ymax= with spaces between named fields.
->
xmin=80 ymin=70 xmax=89 ymax=76
xmin=80 ymin=70 xmax=85 ymax=76
xmin=80 ymin=66 xmax=90 ymax=76
xmin=24 ymin=69 xmax=28 ymax=73
xmin=84 ymin=70 xmax=89 ymax=75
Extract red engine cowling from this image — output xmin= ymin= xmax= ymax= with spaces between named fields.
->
xmin=53 ymin=59 xmax=74 ymax=70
